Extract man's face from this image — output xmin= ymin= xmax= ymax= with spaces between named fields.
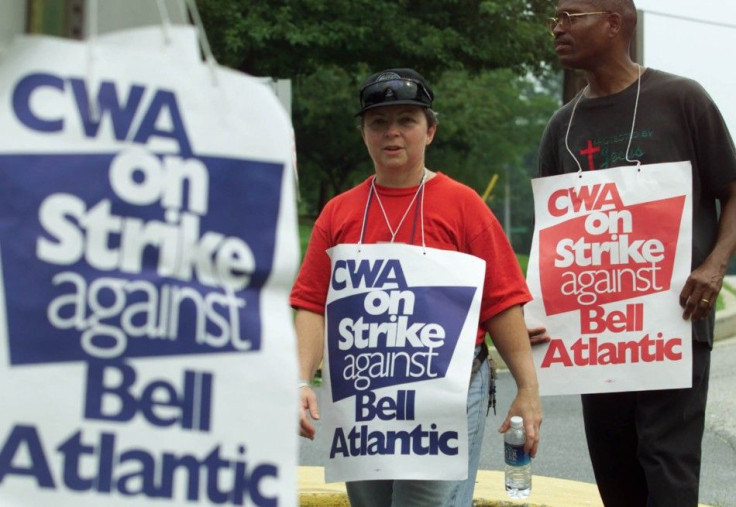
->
xmin=551 ymin=0 xmax=613 ymax=69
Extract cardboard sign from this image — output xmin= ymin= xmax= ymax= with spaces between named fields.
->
xmin=525 ymin=162 xmax=693 ymax=395
xmin=320 ymin=243 xmax=484 ymax=482
xmin=0 ymin=27 xmax=299 ymax=506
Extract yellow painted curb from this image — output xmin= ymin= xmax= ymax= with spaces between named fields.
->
xmin=298 ymin=467 xmax=715 ymax=507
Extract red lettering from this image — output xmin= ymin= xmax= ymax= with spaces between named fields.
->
xmin=540 ymin=339 xmax=573 ymax=367
xmin=580 ymin=304 xmax=644 ymax=334
xmin=595 ymin=183 xmax=625 ymax=211
xmin=571 ymin=337 xmax=595 ymax=366
xmin=541 ymin=334 xmax=683 ymax=367
xmin=664 ymin=337 xmax=682 ymax=360
xmin=581 ymin=307 xmax=605 ymax=334
xmin=547 ymin=183 xmax=625 ymax=218
xmin=548 ymin=189 xmax=569 ymax=217
xmin=598 ymin=341 xmax=616 ymax=365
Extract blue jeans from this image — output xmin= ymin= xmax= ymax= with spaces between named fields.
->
xmin=345 ymin=355 xmax=491 ymax=506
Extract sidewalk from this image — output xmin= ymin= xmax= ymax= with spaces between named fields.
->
xmin=298 ymin=466 xmax=604 ymax=506
xmin=298 ymin=466 xmax=715 ymax=507
xmin=298 ymin=278 xmax=736 ymax=506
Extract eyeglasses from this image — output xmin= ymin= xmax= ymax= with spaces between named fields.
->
xmin=359 ymin=78 xmax=433 ymax=112
xmin=547 ymin=11 xmax=612 ymax=35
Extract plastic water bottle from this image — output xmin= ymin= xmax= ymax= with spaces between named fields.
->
xmin=504 ymin=416 xmax=531 ymax=499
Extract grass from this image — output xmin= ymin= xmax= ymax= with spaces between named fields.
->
xmin=298 ymin=219 xmax=314 ymax=261
xmin=719 ymin=280 xmax=736 ymax=312
xmin=723 ymin=280 xmax=736 ymax=296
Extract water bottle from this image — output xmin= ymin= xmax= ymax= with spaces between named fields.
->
xmin=504 ymin=415 xmax=531 ymax=499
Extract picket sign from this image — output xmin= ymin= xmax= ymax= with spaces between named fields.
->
xmin=0 ymin=25 xmax=299 ymax=506
xmin=320 ymin=243 xmax=484 ymax=482
xmin=525 ymin=162 xmax=693 ymax=396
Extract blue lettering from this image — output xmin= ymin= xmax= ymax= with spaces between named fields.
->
xmin=243 ymin=463 xmax=279 ymax=507
xmin=0 ymin=425 xmax=280 ymax=504
xmin=11 ymin=72 xmax=193 ymax=155
xmin=355 ymin=390 xmax=415 ymax=421
xmin=0 ymin=424 xmax=55 ymax=487
xmin=84 ymin=361 xmax=138 ymax=423
xmin=12 ymin=72 xmax=64 ymax=132
xmin=330 ymin=259 xmax=408 ymax=290
xmin=69 ymin=78 xmax=145 ymax=140
xmin=329 ymin=428 xmax=348 ymax=458
xmin=331 ymin=259 xmax=348 ymax=290
xmin=132 ymin=89 xmax=192 ymax=156
xmin=117 ymin=449 xmax=156 ymax=496
xmin=84 ymin=362 xmax=212 ymax=431
xmin=57 ymin=430 xmax=97 ymax=491
xmin=374 ymin=259 xmax=408 ymax=289
xmin=329 ymin=423 xmax=458 ymax=458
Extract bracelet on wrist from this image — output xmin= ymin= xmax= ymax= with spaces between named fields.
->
xmin=297 ymin=380 xmax=311 ymax=389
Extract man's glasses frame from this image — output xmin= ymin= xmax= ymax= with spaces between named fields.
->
xmin=547 ymin=11 xmax=612 ymax=35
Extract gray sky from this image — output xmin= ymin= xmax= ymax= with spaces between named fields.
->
xmin=636 ymin=0 xmax=736 ymax=135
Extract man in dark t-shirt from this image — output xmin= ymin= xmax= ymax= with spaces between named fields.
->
xmin=537 ymin=1 xmax=736 ymax=505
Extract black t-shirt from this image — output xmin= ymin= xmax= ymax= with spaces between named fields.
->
xmin=538 ymin=68 xmax=736 ymax=344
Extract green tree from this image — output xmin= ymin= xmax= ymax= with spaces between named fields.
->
xmin=427 ymin=68 xmax=560 ymax=252
xmin=197 ymin=0 xmax=560 ymax=215
xmin=198 ymin=0 xmax=556 ymax=78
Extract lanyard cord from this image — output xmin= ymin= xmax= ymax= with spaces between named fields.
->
xmin=362 ymin=169 xmax=427 ymax=244
xmin=565 ymin=65 xmax=643 ymax=173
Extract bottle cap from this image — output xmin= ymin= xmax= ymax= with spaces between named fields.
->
xmin=510 ymin=416 xmax=523 ymax=428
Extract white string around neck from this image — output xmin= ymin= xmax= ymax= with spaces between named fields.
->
xmin=565 ymin=64 xmax=643 ymax=174
xmin=371 ymin=169 xmax=426 ymax=243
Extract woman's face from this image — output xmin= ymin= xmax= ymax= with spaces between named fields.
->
xmin=361 ymin=105 xmax=436 ymax=176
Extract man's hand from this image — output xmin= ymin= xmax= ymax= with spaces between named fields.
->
xmin=528 ymin=326 xmax=551 ymax=346
xmin=680 ymin=263 xmax=724 ymax=321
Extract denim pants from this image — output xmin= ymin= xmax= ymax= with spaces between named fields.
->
xmin=345 ymin=355 xmax=491 ymax=506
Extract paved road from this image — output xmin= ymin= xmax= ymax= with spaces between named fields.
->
xmin=477 ymin=336 xmax=736 ymax=507
xmin=299 ymin=337 xmax=736 ymax=506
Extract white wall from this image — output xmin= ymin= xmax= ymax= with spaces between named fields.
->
xmin=636 ymin=2 xmax=736 ymax=137
xmin=0 ymin=0 xmax=291 ymax=116
xmin=0 ymin=0 xmax=27 ymax=57
xmin=85 ymin=0 xmax=188 ymax=37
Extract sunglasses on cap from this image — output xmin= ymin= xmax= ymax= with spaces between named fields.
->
xmin=358 ymin=78 xmax=433 ymax=112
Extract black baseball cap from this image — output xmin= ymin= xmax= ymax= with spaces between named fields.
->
xmin=357 ymin=68 xmax=434 ymax=115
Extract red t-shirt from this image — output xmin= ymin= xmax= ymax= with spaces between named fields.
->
xmin=290 ymin=172 xmax=531 ymax=344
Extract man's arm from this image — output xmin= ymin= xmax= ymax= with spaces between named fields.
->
xmin=485 ymin=305 xmax=542 ymax=457
xmin=681 ymin=181 xmax=736 ymax=320
xmin=295 ymin=308 xmax=325 ymax=440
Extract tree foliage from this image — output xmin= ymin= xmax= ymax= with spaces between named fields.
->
xmin=198 ymin=0 xmax=557 ymax=78
xmin=428 ymin=69 xmax=559 ymax=252
xmin=197 ymin=0 xmax=562 ymax=240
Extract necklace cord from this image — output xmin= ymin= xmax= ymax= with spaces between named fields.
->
xmin=624 ymin=65 xmax=643 ymax=170
xmin=369 ymin=170 xmax=427 ymax=243
xmin=564 ymin=65 xmax=643 ymax=174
